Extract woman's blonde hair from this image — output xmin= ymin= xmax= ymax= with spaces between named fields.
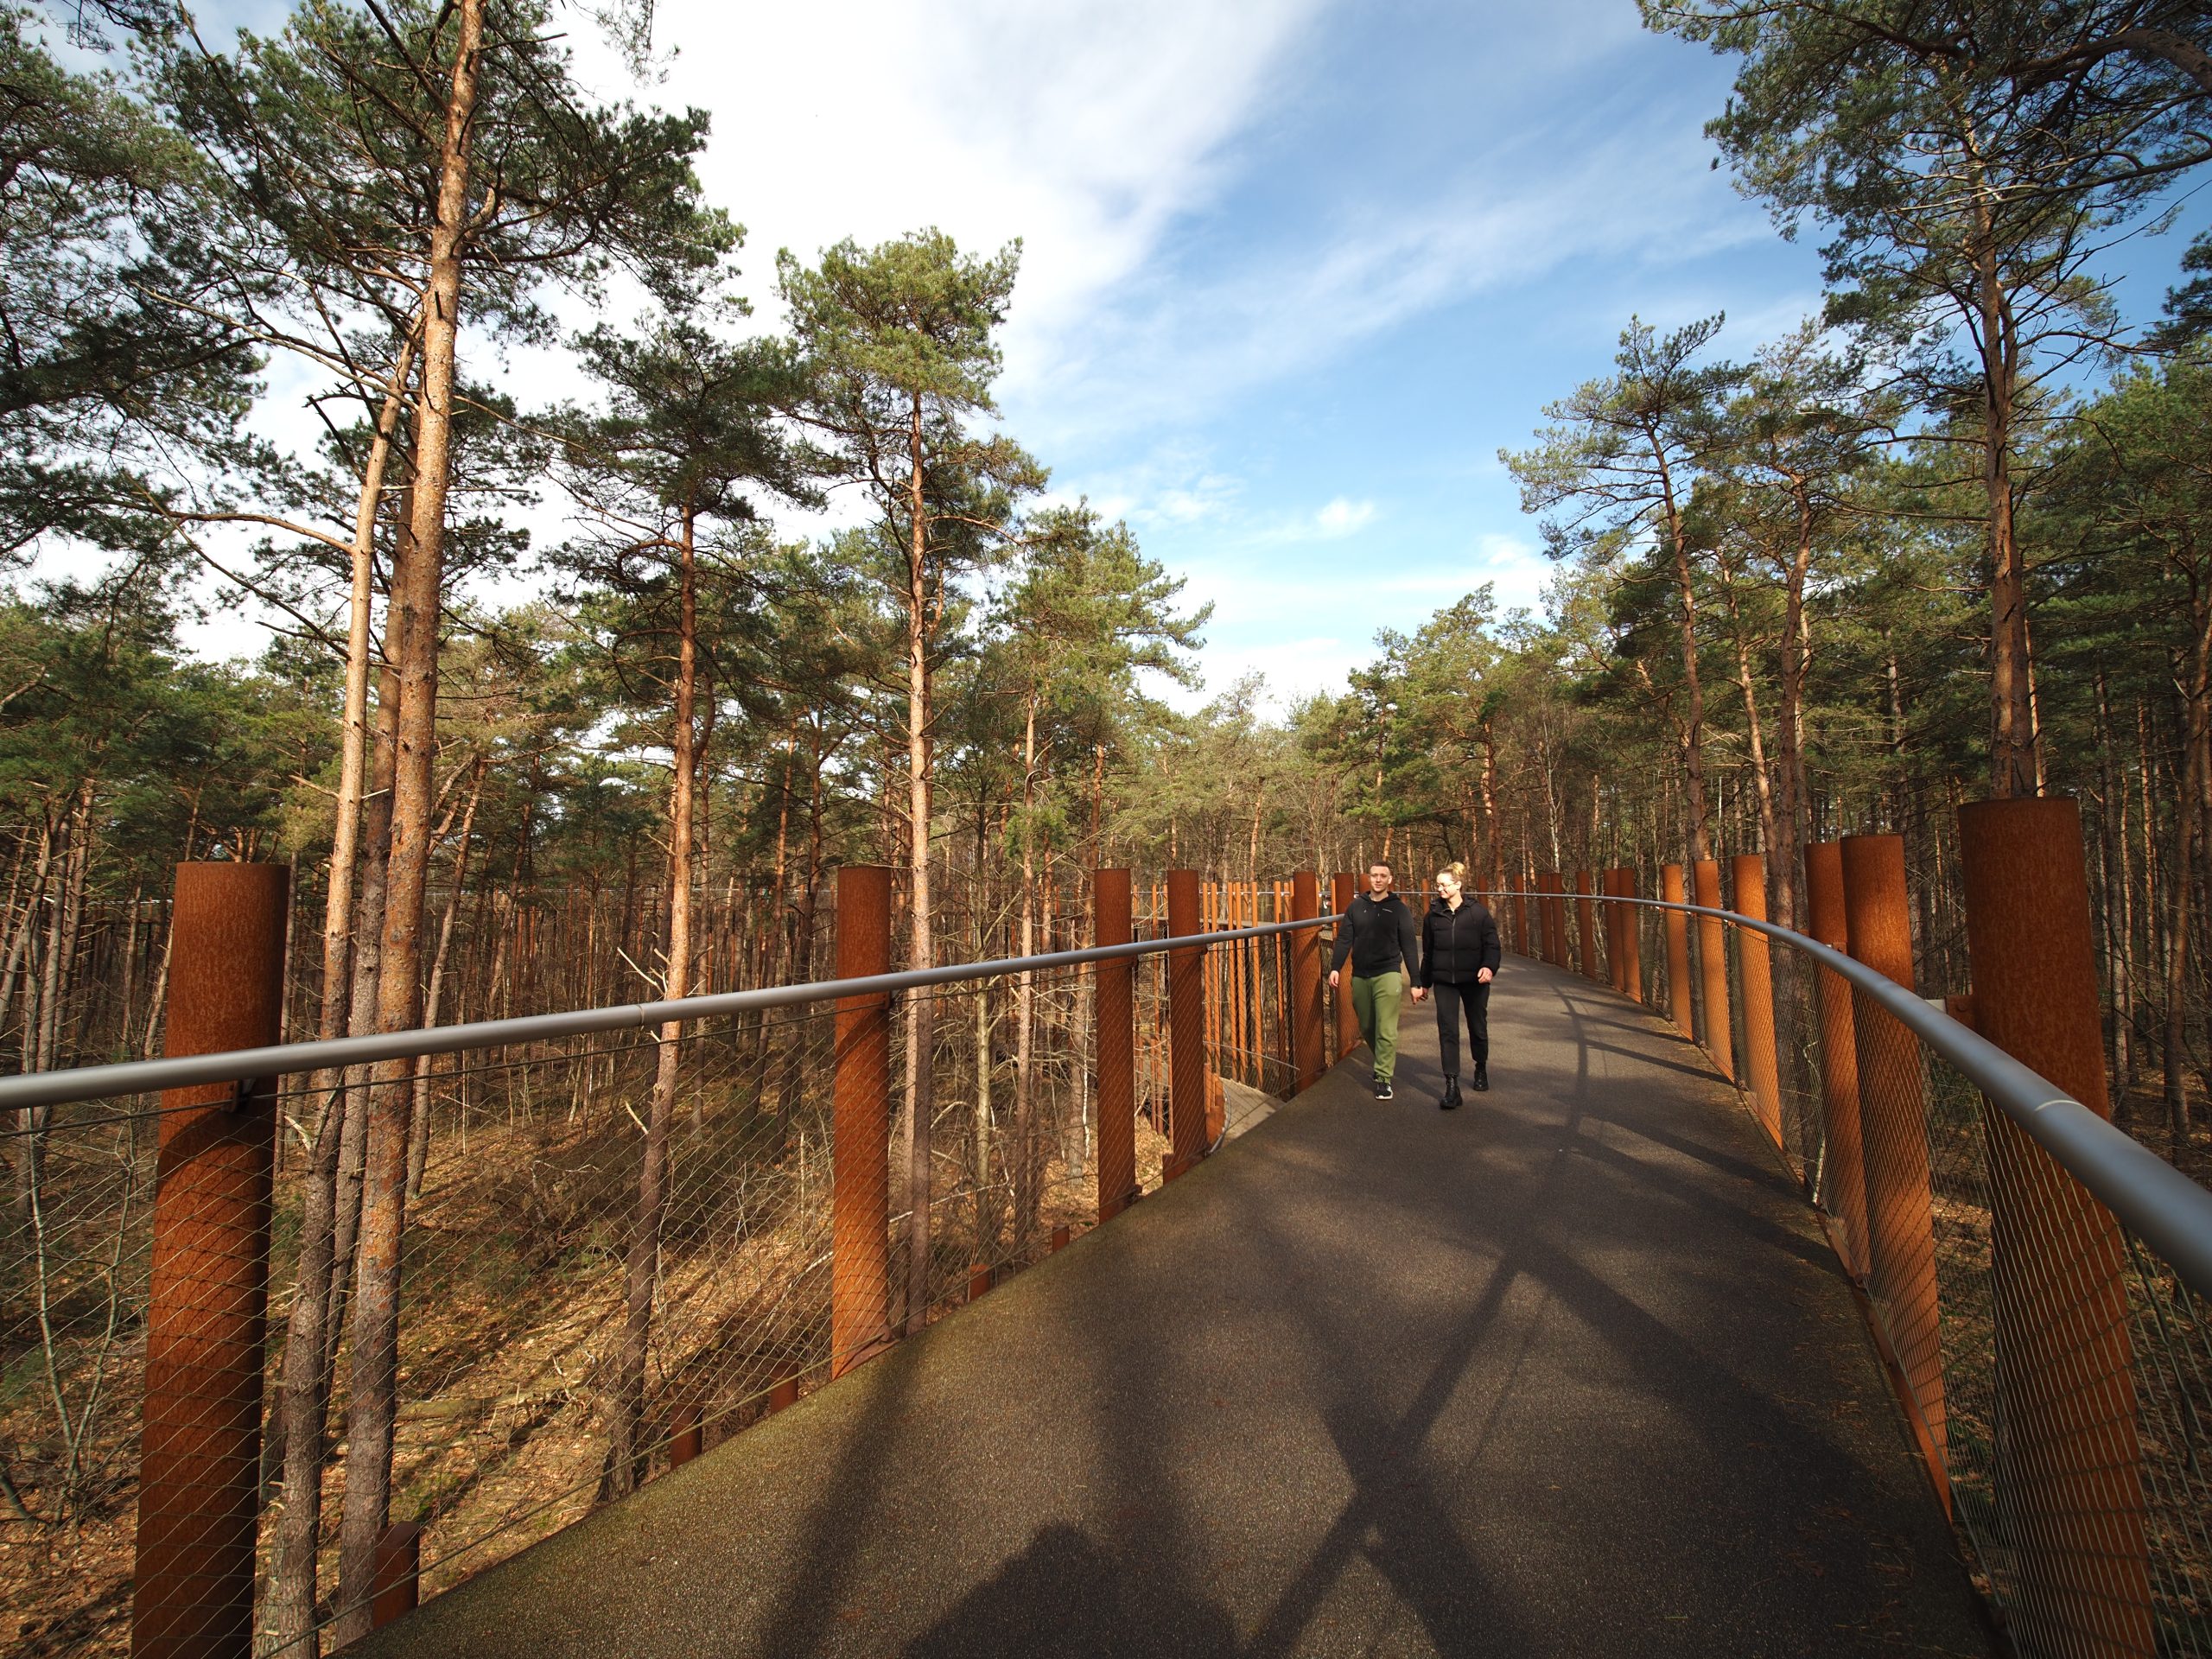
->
xmin=1439 ymin=860 xmax=1470 ymax=887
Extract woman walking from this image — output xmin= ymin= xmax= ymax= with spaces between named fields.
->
xmin=1413 ymin=861 xmax=1501 ymax=1109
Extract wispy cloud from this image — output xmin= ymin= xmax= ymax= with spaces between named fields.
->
xmin=1013 ymin=111 xmax=1767 ymax=452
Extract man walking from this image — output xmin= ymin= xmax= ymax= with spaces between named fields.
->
xmin=1327 ymin=861 xmax=1421 ymax=1099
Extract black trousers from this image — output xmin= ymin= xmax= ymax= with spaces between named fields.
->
xmin=1432 ymin=979 xmax=1491 ymax=1077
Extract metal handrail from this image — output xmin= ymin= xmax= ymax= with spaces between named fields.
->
xmin=0 ymin=912 xmax=1339 ymax=1116
xmin=1477 ymin=887 xmax=2212 ymax=1302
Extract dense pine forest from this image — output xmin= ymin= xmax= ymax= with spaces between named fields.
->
xmin=5 ymin=0 xmax=2212 ymax=1135
xmin=5 ymin=0 xmax=2212 ymax=1128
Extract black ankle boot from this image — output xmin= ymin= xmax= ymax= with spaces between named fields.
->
xmin=1472 ymin=1060 xmax=1489 ymax=1092
xmin=1440 ymin=1077 xmax=1461 ymax=1110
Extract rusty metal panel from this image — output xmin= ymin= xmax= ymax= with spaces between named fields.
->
xmin=131 ymin=861 xmax=288 ymax=1659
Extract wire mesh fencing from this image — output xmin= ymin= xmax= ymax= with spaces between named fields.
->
xmin=0 ymin=884 xmax=1332 ymax=1657
xmin=1577 ymin=874 xmax=2212 ymax=1659
xmin=1843 ymin=990 xmax=2212 ymax=1658
xmin=1481 ymin=855 xmax=2209 ymax=1657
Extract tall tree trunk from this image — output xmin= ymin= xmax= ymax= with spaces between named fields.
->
xmin=902 ymin=391 xmax=936 ymax=1332
xmin=1013 ymin=694 xmax=1039 ymax=1245
xmin=32 ymin=779 xmax=92 ymax=1075
xmin=1090 ymin=741 xmax=1107 ymax=858
xmin=2096 ymin=676 xmax=2137 ymax=1090
xmin=408 ymin=753 xmax=485 ymax=1198
xmin=1720 ymin=565 xmax=1782 ymax=874
xmin=0 ymin=822 xmax=54 ymax=1116
xmin=1771 ymin=486 xmax=1816 ymax=930
xmin=334 ymin=3 xmax=484 ymax=1637
xmin=327 ymin=655 xmax=400 ymax=1376
xmin=610 ymin=508 xmax=701 ymax=1498
xmin=1478 ymin=715 xmax=1501 ymax=893
xmin=975 ymin=985 xmax=995 ymax=1253
xmin=2173 ymin=584 xmax=2212 ymax=1149
xmin=1652 ymin=437 xmax=1714 ymax=861
xmin=1967 ymin=164 xmax=2037 ymax=798
xmin=315 ymin=326 xmax=417 ymax=1079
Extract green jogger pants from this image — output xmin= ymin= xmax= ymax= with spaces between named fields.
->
xmin=1351 ymin=970 xmax=1405 ymax=1082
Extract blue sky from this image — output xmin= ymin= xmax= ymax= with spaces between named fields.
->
xmin=174 ymin=0 xmax=2212 ymax=703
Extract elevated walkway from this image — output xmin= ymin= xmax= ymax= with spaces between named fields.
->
xmin=353 ymin=957 xmax=1993 ymax=1657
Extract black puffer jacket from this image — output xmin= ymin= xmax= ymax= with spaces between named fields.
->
xmin=1417 ymin=896 xmax=1502 ymax=988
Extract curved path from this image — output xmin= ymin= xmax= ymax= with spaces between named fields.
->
xmin=356 ymin=957 xmax=1994 ymax=1658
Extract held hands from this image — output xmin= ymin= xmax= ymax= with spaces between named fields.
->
xmin=1478 ymin=968 xmax=1494 ymax=984
xmin=1411 ymin=986 xmax=1427 ymax=1002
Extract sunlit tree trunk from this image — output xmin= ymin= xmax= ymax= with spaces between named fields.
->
xmin=1013 ymin=692 xmax=1038 ymax=1244
xmin=902 ymin=391 xmax=936 ymax=1332
xmin=333 ymin=1 xmax=484 ymax=1635
xmin=407 ymin=753 xmax=485 ymax=1197
xmin=611 ymin=505 xmax=701 ymax=1497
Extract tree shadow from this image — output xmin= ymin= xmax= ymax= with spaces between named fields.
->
xmin=903 ymin=1523 xmax=1236 ymax=1657
xmin=747 ymin=1343 xmax=924 ymax=1659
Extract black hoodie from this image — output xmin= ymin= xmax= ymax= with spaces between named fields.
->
xmin=1330 ymin=890 xmax=1420 ymax=978
xmin=1417 ymin=895 xmax=1502 ymax=988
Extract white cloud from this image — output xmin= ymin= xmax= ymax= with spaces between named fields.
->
xmin=1315 ymin=498 xmax=1376 ymax=537
xmin=569 ymin=0 xmax=1332 ymax=344
xmin=1470 ymin=531 xmax=1554 ymax=617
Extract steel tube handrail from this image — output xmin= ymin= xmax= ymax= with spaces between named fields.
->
xmin=1477 ymin=888 xmax=2212 ymax=1302
xmin=0 ymin=913 xmax=1339 ymax=1115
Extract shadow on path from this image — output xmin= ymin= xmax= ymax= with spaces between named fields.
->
xmin=348 ymin=953 xmax=1993 ymax=1659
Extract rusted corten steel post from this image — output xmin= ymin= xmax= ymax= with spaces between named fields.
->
xmin=1732 ymin=855 xmax=1782 ymax=1149
xmin=1289 ymin=871 xmax=1325 ymax=1093
xmin=1601 ymin=869 xmax=1624 ymax=994
xmin=1959 ymin=798 xmax=2154 ymax=1653
xmin=1512 ymin=875 xmax=1532 ymax=957
xmin=1841 ymin=834 xmax=1948 ymax=1502
xmin=1805 ymin=843 xmax=1868 ymax=1281
xmin=830 ymin=865 xmax=892 ymax=1378
xmin=667 ymin=1403 xmax=702 ymax=1468
xmin=131 ymin=861 xmax=288 ymax=1659
xmin=1691 ymin=859 xmax=1734 ymax=1083
xmin=1535 ymin=871 xmax=1562 ymax=965
xmin=1331 ymin=873 xmax=1357 ymax=1060
xmin=1093 ymin=869 xmax=1138 ymax=1220
xmin=370 ymin=1520 xmax=420 ymax=1630
xmin=1166 ymin=871 xmax=1206 ymax=1173
xmin=1574 ymin=870 xmax=1598 ymax=982
xmin=1661 ymin=863 xmax=1693 ymax=1037
xmin=1616 ymin=868 xmax=1643 ymax=1003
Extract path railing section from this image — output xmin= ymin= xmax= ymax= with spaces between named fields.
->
xmin=7 ymin=818 xmax=2211 ymax=1658
xmin=0 ymin=866 xmax=1332 ymax=1658
xmin=1488 ymin=799 xmax=2212 ymax=1659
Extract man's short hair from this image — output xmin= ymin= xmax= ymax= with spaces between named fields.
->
xmin=1369 ymin=860 xmax=1393 ymax=874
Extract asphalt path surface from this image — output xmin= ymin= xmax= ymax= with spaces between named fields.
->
xmin=353 ymin=954 xmax=1994 ymax=1658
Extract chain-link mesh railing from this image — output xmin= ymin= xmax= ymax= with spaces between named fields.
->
xmin=0 ymin=877 xmax=1332 ymax=1656
xmin=1545 ymin=869 xmax=2212 ymax=1659
xmin=18 ymin=849 xmax=2209 ymax=1657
